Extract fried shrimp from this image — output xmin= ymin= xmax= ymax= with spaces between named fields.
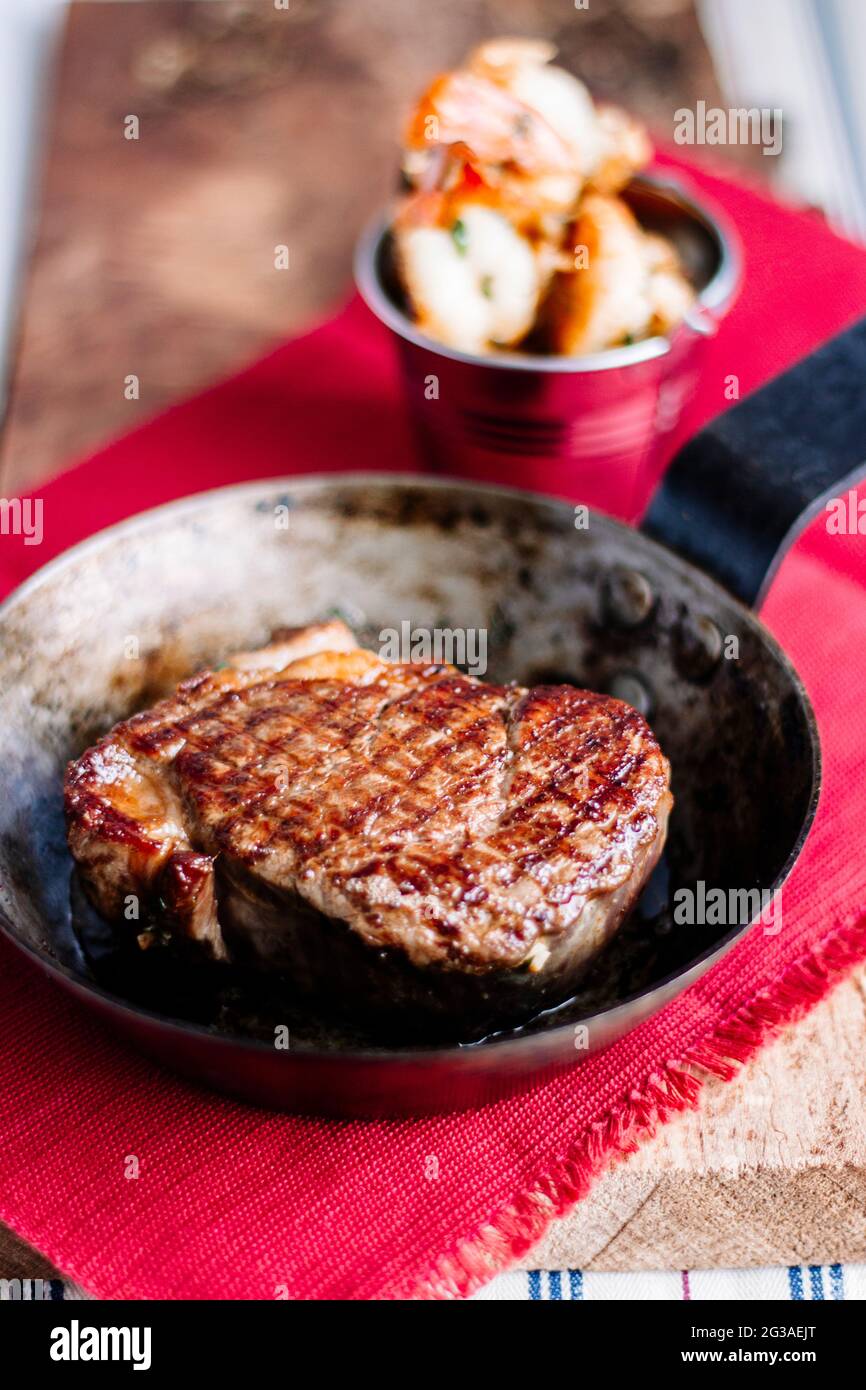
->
xmin=395 ymin=197 xmax=543 ymax=353
xmin=545 ymin=195 xmax=696 ymax=354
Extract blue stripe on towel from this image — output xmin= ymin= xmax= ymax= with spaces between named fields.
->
xmin=788 ymin=1266 xmax=804 ymax=1300
xmin=829 ymin=1264 xmax=845 ymax=1300
xmin=528 ymin=1270 xmax=542 ymax=1300
xmin=808 ymin=1265 xmax=825 ymax=1300
xmin=569 ymin=1269 xmax=584 ymax=1300
xmin=548 ymin=1271 xmax=562 ymax=1300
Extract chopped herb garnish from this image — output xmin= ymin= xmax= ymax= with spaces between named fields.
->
xmin=451 ymin=218 xmax=469 ymax=255
xmin=480 ymin=274 xmax=494 ymax=300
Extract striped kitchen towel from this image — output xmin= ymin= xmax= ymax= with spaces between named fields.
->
xmin=476 ymin=1264 xmax=864 ymax=1300
xmin=1 ymin=1265 xmax=863 ymax=1301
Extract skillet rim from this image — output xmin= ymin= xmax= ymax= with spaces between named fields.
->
xmin=0 ymin=471 xmax=822 ymax=1064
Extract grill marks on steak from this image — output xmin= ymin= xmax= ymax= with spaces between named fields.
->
xmin=184 ymin=674 xmax=517 ymax=964
xmin=65 ymin=621 xmax=672 ymax=1025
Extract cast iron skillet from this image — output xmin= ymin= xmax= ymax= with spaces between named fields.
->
xmin=1 ymin=322 xmax=865 ymax=1117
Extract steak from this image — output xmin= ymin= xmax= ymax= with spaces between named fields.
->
xmin=65 ymin=620 xmax=672 ymax=1035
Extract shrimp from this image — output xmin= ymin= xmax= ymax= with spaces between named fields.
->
xmin=467 ymin=38 xmax=605 ymax=178
xmin=394 ymin=196 xmax=543 ymax=354
xmin=543 ymin=194 xmax=695 ymax=354
xmin=466 ymin=39 xmax=651 ymax=196
xmin=403 ymin=68 xmax=583 ymax=220
xmin=405 ymin=69 xmax=576 ymax=177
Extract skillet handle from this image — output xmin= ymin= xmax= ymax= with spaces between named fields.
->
xmin=643 ymin=316 xmax=866 ymax=608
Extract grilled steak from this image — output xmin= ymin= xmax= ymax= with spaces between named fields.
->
xmin=65 ymin=620 xmax=672 ymax=1035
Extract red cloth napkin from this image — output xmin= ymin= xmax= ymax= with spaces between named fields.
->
xmin=2 ymin=156 xmax=866 ymax=1300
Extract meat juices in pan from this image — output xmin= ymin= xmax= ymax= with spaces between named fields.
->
xmin=65 ymin=620 xmax=672 ymax=1035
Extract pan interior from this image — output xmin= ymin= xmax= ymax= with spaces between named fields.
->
xmin=0 ymin=477 xmax=816 ymax=1051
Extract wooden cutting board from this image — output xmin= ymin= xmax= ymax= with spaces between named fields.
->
xmin=2 ymin=0 xmax=864 ymax=1282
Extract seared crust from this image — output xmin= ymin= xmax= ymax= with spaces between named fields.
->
xmin=65 ymin=622 xmax=672 ymax=1026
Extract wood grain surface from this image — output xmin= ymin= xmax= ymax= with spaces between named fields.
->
xmin=1 ymin=0 xmax=864 ymax=1289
